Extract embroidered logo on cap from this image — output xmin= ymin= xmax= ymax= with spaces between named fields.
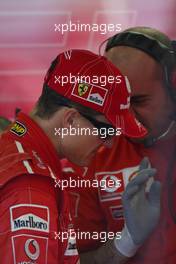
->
xmin=78 ymin=83 xmax=90 ymax=96
xmin=72 ymin=82 xmax=108 ymax=106
xmin=120 ymin=96 xmax=130 ymax=110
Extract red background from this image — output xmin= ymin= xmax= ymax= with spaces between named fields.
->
xmin=0 ymin=0 xmax=176 ymax=119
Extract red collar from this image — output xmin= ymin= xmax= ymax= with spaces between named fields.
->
xmin=10 ymin=112 xmax=61 ymax=174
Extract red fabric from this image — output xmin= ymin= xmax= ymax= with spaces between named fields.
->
xmin=0 ymin=112 xmax=79 ymax=264
xmin=63 ymin=135 xmax=176 ymax=263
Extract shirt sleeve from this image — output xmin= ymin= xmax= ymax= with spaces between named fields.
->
xmin=0 ymin=173 xmax=63 ymax=264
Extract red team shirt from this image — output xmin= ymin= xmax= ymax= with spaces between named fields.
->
xmin=63 ymin=135 xmax=176 ymax=264
xmin=0 ymin=113 xmax=79 ymax=264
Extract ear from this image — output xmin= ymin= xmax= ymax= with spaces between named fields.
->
xmin=62 ymin=108 xmax=79 ymax=129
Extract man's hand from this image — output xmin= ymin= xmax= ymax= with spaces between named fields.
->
xmin=122 ymin=157 xmax=161 ymax=245
xmin=80 ymin=157 xmax=162 ymax=263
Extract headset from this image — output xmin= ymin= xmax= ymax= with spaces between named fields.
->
xmin=104 ymin=31 xmax=176 ymax=224
xmin=105 ymin=31 xmax=176 ymax=102
xmin=104 ymin=31 xmax=176 ymax=145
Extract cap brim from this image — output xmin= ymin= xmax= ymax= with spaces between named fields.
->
xmin=108 ymin=110 xmax=148 ymax=139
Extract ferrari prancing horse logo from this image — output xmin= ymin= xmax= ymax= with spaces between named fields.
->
xmin=78 ymin=83 xmax=89 ymax=96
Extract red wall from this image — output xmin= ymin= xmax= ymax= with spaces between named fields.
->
xmin=0 ymin=0 xmax=176 ymax=119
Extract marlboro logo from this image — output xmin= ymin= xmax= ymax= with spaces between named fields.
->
xmin=10 ymin=204 xmax=49 ymax=233
xmin=13 ymin=214 xmax=48 ymax=231
xmin=88 ymin=92 xmax=105 ymax=105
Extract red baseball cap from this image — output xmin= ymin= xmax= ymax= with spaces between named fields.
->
xmin=44 ymin=49 xmax=147 ymax=138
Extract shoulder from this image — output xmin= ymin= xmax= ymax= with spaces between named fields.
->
xmin=0 ymin=136 xmax=55 ymax=187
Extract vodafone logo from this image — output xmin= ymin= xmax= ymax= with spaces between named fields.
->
xmin=25 ymin=239 xmax=40 ymax=260
xmin=12 ymin=234 xmax=48 ymax=264
xmin=96 ymin=165 xmax=140 ymax=202
xmin=100 ymin=175 xmax=122 ymax=192
xmin=96 ymin=171 xmax=125 ymax=202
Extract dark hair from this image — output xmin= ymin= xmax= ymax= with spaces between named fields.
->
xmin=105 ymin=26 xmax=173 ymax=52
xmin=35 ymin=84 xmax=99 ymax=119
xmin=104 ymin=26 xmax=176 ymax=103
xmin=125 ymin=27 xmax=172 ymax=47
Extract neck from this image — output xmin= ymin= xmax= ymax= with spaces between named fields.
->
xmin=157 ymin=121 xmax=176 ymax=140
xmin=143 ymin=121 xmax=176 ymax=147
xmin=30 ymin=112 xmax=64 ymax=158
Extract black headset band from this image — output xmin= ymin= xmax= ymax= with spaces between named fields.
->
xmin=105 ymin=31 xmax=175 ymax=67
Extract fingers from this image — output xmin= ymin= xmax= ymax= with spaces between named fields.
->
xmin=139 ymin=157 xmax=150 ymax=171
xmin=123 ymin=157 xmax=157 ymax=208
xmin=123 ymin=168 xmax=157 ymax=202
xmin=122 ymin=185 xmax=139 ymax=201
xmin=148 ymin=181 xmax=162 ymax=207
xmin=127 ymin=168 xmax=157 ymax=188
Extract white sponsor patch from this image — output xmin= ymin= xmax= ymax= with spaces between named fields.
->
xmin=88 ymin=92 xmax=105 ymax=106
xmin=100 ymin=175 xmax=122 ymax=193
xmin=120 ymin=96 xmax=130 ymax=110
xmin=25 ymin=238 xmax=40 ymax=260
xmin=64 ymin=234 xmax=78 ymax=256
xmin=110 ymin=205 xmax=123 ymax=220
xmin=11 ymin=234 xmax=48 ymax=264
xmin=10 ymin=204 xmax=49 ymax=233
xmin=96 ymin=166 xmax=139 ymax=202
xmin=72 ymin=82 xmax=108 ymax=106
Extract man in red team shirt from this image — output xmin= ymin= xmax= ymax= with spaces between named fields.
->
xmin=0 ymin=49 xmax=160 ymax=263
xmin=63 ymin=27 xmax=176 ymax=263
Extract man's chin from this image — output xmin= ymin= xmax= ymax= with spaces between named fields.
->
xmin=69 ymin=157 xmax=90 ymax=167
xmin=128 ymin=133 xmax=161 ymax=148
xmin=126 ymin=136 xmax=147 ymax=144
xmin=76 ymin=154 xmax=96 ymax=167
